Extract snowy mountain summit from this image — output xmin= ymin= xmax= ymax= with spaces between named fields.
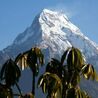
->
xmin=1 ymin=9 xmax=98 ymax=65
xmin=13 ymin=9 xmax=98 ymax=62
xmin=0 ymin=9 xmax=98 ymax=98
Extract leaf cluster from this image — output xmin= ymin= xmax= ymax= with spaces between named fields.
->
xmin=0 ymin=46 xmax=98 ymax=98
xmin=15 ymin=47 xmax=44 ymax=76
xmin=38 ymin=47 xmax=98 ymax=98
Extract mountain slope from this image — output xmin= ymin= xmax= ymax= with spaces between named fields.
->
xmin=0 ymin=9 xmax=98 ymax=98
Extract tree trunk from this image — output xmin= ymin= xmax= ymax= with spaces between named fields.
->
xmin=15 ymin=81 xmax=23 ymax=97
xmin=32 ymin=72 xmax=35 ymax=95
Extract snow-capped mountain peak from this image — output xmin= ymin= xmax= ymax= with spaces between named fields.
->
xmin=3 ymin=9 xmax=98 ymax=60
xmin=13 ymin=9 xmax=84 ymax=47
xmin=39 ymin=9 xmax=82 ymax=35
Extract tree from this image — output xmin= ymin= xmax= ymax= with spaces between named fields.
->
xmin=15 ymin=47 xmax=44 ymax=97
xmin=0 ymin=46 xmax=98 ymax=98
xmin=0 ymin=59 xmax=21 ymax=98
xmin=0 ymin=47 xmax=44 ymax=98
xmin=38 ymin=47 xmax=98 ymax=98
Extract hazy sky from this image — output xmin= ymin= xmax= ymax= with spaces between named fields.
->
xmin=0 ymin=0 xmax=98 ymax=50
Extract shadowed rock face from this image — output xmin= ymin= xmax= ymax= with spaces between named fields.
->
xmin=0 ymin=9 xmax=98 ymax=98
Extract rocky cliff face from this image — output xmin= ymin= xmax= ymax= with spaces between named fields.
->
xmin=0 ymin=9 xmax=98 ymax=98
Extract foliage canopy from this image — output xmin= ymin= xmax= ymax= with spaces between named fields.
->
xmin=0 ymin=46 xmax=98 ymax=98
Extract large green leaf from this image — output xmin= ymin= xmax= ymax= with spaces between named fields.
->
xmin=61 ymin=48 xmax=70 ymax=65
xmin=91 ymin=65 xmax=98 ymax=81
xmin=15 ymin=52 xmax=29 ymax=70
xmin=38 ymin=72 xmax=62 ymax=97
xmin=15 ymin=47 xmax=44 ymax=76
xmin=82 ymin=64 xmax=98 ymax=81
xmin=37 ymin=75 xmax=44 ymax=88
xmin=67 ymin=47 xmax=84 ymax=72
xmin=46 ymin=58 xmax=63 ymax=78
xmin=73 ymin=48 xmax=84 ymax=68
xmin=0 ymin=59 xmax=21 ymax=87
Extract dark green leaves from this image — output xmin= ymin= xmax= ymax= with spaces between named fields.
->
xmin=38 ymin=47 xmax=98 ymax=98
xmin=76 ymin=88 xmax=91 ymax=98
xmin=37 ymin=72 xmax=62 ymax=98
xmin=66 ymin=87 xmax=91 ymax=98
xmin=27 ymin=47 xmax=44 ymax=76
xmin=46 ymin=58 xmax=62 ymax=77
xmin=82 ymin=64 xmax=98 ymax=81
xmin=0 ymin=84 xmax=13 ymax=98
xmin=0 ymin=59 xmax=21 ymax=87
xmin=0 ymin=46 xmax=97 ymax=98
xmin=67 ymin=47 xmax=84 ymax=71
xmin=15 ymin=47 xmax=44 ymax=96
xmin=61 ymin=48 xmax=70 ymax=65
xmin=66 ymin=88 xmax=76 ymax=98
xmin=61 ymin=47 xmax=84 ymax=72
xmin=15 ymin=53 xmax=28 ymax=70
xmin=70 ymin=71 xmax=81 ymax=87
xmin=15 ymin=47 xmax=44 ymax=76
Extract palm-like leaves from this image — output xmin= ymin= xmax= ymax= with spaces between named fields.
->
xmin=66 ymin=87 xmax=91 ymax=98
xmin=0 ymin=59 xmax=21 ymax=98
xmin=61 ymin=47 xmax=84 ymax=72
xmin=15 ymin=52 xmax=28 ymax=70
xmin=15 ymin=47 xmax=44 ymax=75
xmin=0 ymin=83 xmax=13 ymax=98
xmin=82 ymin=64 xmax=98 ymax=81
xmin=0 ymin=46 xmax=97 ymax=98
xmin=15 ymin=47 xmax=44 ymax=95
xmin=76 ymin=88 xmax=91 ymax=98
xmin=46 ymin=58 xmax=63 ymax=78
xmin=38 ymin=47 xmax=98 ymax=98
xmin=0 ymin=59 xmax=21 ymax=87
xmin=38 ymin=72 xmax=62 ymax=98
